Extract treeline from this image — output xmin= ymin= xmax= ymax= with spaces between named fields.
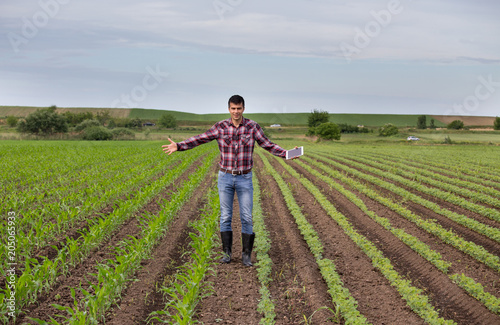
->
xmin=5 ymin=106 xmax=178 ymax=140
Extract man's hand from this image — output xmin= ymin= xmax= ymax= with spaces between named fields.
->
xmin=162 ymin=138 xmax=178 ymax=155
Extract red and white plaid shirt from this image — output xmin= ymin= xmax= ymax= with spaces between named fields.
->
xmin=177 ymin=117 xmax=286 ymax=171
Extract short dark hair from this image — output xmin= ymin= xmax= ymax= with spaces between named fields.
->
xmin=228 ymin=94 xmax=245 ymax=107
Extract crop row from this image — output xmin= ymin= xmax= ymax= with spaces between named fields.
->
xmin=351 ymin=151 xmax=500 ymax=197
xmin=0 ymin=142 xmax=146 ymax=194
xmin=266 ymin=153 xmax=456 ymax=325
xmin=297 ymin=156 xmax=500 ymax=315
xmin=151 ymin=181 xmax=220 ymax=324
xmin=308 ymin=151 xmax=500 ymax=272
xmin=252 ymin=173 xmax=277 ymax=324
xmin=258 ymin=151 xmax=371 ymax=324
xmin=0 ymin=150 xmax=188 ymax=273
xmin=27 ymin=148 xmax=217 ymax=324
xmin=358 ymin=147 xmax=500 ymax=183
xmin=0 ymin=146 xmax=216 ymax=321
xmin=329 ymin=153 xmax=500 ymax=222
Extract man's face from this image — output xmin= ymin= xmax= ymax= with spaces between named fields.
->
xmin=228 ymin=102 xmax=245 ymax=121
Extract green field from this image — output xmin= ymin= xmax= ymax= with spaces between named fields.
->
xmin=2 ymin=139 xmax=500 ymax=324
xmin=129 ymin=108 xmax=449 ymax=127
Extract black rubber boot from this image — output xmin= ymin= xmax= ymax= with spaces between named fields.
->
xmin=220 ymin=231 xmax=232 ymax=263
xmin=242 ymin=232 xmax=255 ymax=266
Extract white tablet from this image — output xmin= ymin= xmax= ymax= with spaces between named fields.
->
xmin=286 ymin=146 xmax=304 ymax=160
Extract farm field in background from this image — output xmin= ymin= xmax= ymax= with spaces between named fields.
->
xmin=1 ymin=140 xmax=499 ymax=324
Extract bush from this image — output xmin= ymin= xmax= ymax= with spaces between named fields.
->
xmin=379 ymin=123 xmax=399 ymax=137
xmin=494 ymin=117 xmax=500 ymax=130
xmin=316 ymin=122 xmax=341 ymax=140
xmin=17 ymin=107 xmax=68 ymax=134
xmin=62 ymin=111 xmax=94 ymax=126
xmin=159 ymin=114 xmax=177 ymax=128
xmin=125 ymin=117 xmax=143 ymax=128
xmin=82 ymin=126 xmax=113 ymax=140
xmin=75 ymin=119 xmax=100 ymax=132
xmin=6 ymin=116 xmax=18 ymax=127
xmin=111 ymin=128 xmax=135 ymax=139
xmin=447 ymin=120 xmax=464 ymax=130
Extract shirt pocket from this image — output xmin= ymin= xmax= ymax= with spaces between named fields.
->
xmin=241 ymin=134 xmax=252 ymax=146
xmin=221 ymin=134 xmax=232 ymax=146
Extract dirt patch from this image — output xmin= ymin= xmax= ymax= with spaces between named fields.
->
xmin=195 ymin=182 xmax=262 ymax=324
xmin=255 ymin=156 xmax=339 ymax=324
xmin=431 ymin=115 xmax=495 ymax=126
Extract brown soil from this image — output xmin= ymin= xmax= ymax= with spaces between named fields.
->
xmin=431 ymin=115 xmax=496 ymax=126
xmin=286 ymin=156 xmax=500 ymax=324
xmin=265 ymin=155 xmax=425 ymax=325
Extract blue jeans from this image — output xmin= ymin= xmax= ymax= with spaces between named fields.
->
xmin=218 ymin=170 xmax=253 ymax=234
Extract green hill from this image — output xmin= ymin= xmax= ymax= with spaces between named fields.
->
xmin=0 ymin=106 xmax=465 ymax=128
xmin=130 ymin=109 xmax=447 ymax=127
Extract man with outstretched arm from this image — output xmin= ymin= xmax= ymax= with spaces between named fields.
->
xmin=162 ymin=95 xmax=297 ymax=266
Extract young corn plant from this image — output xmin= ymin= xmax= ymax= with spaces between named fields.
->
xmin=151 ymin=186 xmax=220 ymax=324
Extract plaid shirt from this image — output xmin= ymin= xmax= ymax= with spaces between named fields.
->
xmin=177 ymin=117 xmax=286 ymax=171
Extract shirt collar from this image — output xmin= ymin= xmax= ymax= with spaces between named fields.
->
xmin=228 ymin=116 xmax=247 ymax=128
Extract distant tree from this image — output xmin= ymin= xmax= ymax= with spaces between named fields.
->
xmin=6 ymin=116 xmax=18 ymax=127
xmin=447 ymin=120 xmax=464 ymax=130
xmin=96 ymin=110 xmax=112 ymax=125
xmin=379 ymin=123 xmax=399 ymax=137
xmin=17 ymin=107 xmax=68 ymax=135
xmin=308 ymin=109 xmax=329 ymax=128
xmin=316 ymin=122 xmax=341 ymax=140
xmin=307 ymin=109 xmax=329 ymax=135
xmin=127 ymin=117 xmax=143 ymax=128
xmin=417 ymin=115 xmax=427 ymax=129
xmin=63 ymin=111 xmax=94 ymax=126
xmin=107 ymin=119 xmax=116 ymax=129
xmin=429 ymin=118 xmax=436 ymax=129
xmin=159 ymin=114 xmax=177 ymax=128
xmin=494 ymin=117 xmax=500 ymax=130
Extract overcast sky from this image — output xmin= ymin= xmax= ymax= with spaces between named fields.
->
xmin=1 ymin=0 xmax=499 ymax=116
